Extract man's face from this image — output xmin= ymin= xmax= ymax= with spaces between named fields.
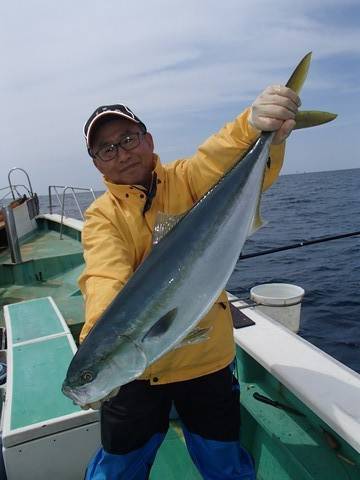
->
xmin=91 ymin=118 xmax=155 ymax=186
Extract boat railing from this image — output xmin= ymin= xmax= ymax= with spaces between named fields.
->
xmin=7 ymin=167 xmax=34 ymax=200
xmin=1 ymin=167 xmax=39 ymax=216
xmin=1 ymin=168 xmax=40 ymax=262
xmin=0 ymin=185 xmax=32 ymax=204
xmin=48 ymin=185 xmax=97 ymax=238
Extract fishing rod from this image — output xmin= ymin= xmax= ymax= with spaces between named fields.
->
xmin=239 ymin=230 xmax=360 ymax=260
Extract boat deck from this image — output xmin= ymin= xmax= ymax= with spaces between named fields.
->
xmin=0 ymin=230 xmax=81 ymax=264
xmin=152 ymin=422 xmax=201 ymax=479
xmin=0 ymin=218 xmax=85 ymax=339
xmin=1 ymin=212 xmax=360 ymax=479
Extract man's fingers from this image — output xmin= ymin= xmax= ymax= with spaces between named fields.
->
xmin=78 ymin=401 xmax=102 ymax=410
xmin=253 ymin=116 xmax=283 ymax=132
xmin=257 ymin=94 xmax=300 ymax=115
xmin=253 ymin=104 xmax=297 ymax=121
xmin=272 ymin=119 xmax=296 ymax=145
xmin=266 ymin=85 xmax=301 ymax=106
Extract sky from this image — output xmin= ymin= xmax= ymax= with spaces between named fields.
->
xmin=1 ymin=0 xmax=359 ymax=194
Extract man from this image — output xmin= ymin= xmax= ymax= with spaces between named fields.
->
xmin=79 ymin=85 xmax=300 ymax=479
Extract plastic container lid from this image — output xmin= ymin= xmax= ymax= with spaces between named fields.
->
xmin=250 ymin=283 xmax=305 ymax=307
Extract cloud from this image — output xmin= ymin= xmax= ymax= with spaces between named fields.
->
xmin=1 ymin=0 xmax=359 ymax=192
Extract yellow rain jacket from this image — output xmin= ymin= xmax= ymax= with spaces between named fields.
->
xmin=78 ymin=108 xmax=285 ymax=384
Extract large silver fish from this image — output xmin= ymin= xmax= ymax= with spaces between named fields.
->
xmin=62 ymin=53 xmax=336 ymax=406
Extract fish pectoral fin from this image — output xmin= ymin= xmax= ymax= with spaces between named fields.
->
xmin=152 ymin=211 xmax=186 ymax=245
xmin=142 ymin=308 xmax=178 ymax=341
xmin=173 ymin=327 xmax=212 ymax=350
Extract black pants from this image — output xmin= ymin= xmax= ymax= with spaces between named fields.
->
xmin=101 ymin=365 xmax=241 ymax=455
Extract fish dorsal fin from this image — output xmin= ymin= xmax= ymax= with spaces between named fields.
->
xmin=141 ymin=308 xmax=178 ymax=341
xmin=152 ymin=211 xmax=186 ymax=245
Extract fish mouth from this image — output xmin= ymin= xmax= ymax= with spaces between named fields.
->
xmin=62 ymin=383 xmax=121 ymax=408
xmin=62 ymin=383 xmax=88 ymax=406
xmin=62 ymin=335 xmax=148 ymax=407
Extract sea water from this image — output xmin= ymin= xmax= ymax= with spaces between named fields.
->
xmin=228 ymin=168 xmax=360 ymax=373
xmin=39 ymin=168 xmax=360 ymax=373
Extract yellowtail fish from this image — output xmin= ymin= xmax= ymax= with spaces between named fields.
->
xmin=62 ymin=53 xmax=336 ymax=406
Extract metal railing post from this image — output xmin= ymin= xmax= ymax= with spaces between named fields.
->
xmin=58 ymin=186 xmax=97 ymax=238
xmin=48 ymin=185 xmax=53 ymax=214
xmin=70 ymin=188 xmax=84 ymax=220
xmin=48 ymin=185 xmax=65 ymax=215
xmin=2 ymin=206 xmax=22 ymax=263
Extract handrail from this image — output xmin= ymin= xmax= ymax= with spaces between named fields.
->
xmin=0 ymin=184 xmax=32 ymax=203
xmin=47 ymin=186 xmax=96 ymax=239
xmin=48 ymin=185 xmax=66 ymax=214
xmin=7 ymin=167 xmax=34 ymax=200
xmin=1 ymin=206 xmax=22 ymax=263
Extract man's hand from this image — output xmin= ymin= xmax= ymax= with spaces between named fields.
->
xmin=249 ymin=85 xmax=301 ymax=145
xmin=79 ymin=400 xmax=102 ymax=410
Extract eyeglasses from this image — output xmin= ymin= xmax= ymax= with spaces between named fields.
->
xmin=94 ymin=132 xmax=145 ymax=162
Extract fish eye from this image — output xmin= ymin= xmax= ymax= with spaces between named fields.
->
xmin=81 ymin=370 xmax=94 ymax=383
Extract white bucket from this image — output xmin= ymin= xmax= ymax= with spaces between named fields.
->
xmin=250 ymin=283 xmax=305 ymax=333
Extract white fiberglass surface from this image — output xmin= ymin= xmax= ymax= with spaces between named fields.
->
xmin=234 ymin=308 xmax=360 ymax=454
